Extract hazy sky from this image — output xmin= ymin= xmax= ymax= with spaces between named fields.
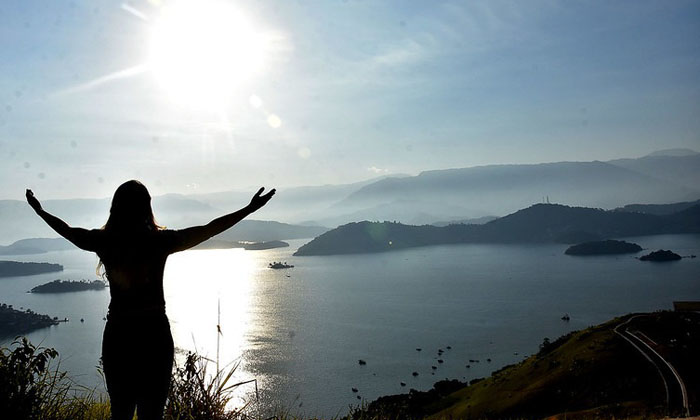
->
xmin=1 ymin=0 xmax=699 ymax=199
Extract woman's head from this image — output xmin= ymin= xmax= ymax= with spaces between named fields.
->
xmin=104 ymin=180 xmax=160 ymax=232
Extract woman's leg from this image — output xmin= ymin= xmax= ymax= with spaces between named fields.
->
xmin=135 ymin=315 xmax=175 ymax=420
xmin=102 ymin=319 xmax=137 ymax=420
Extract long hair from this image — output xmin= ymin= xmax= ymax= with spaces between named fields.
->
xmin=104 ymin=180 xmax=161 ymax=233
xmin=98 ymin=180 xmax=161 ymax=277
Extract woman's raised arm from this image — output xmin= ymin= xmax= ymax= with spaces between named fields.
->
xmin=171 ymin=187 xmax=276 ymax=252
xmin=26 ymin=189 xmax=101 ymax=252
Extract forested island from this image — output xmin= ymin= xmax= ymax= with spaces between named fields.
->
xmin=640 ymin=249 xmax=682 ymax=261
xmin=0 ymin=261 xmax=63 ymax=277
xmin=29 ymin=279 xmax=107 ymax=294
xmin=564 ymin=239 xmax=642 ymax=255
xmin=192 ymin=239 xmax=289 ymax=251
xmin=0 ymin=303 xmax=59 ymax=338
xmin=295 ymin=202 xmax=700 ymax=256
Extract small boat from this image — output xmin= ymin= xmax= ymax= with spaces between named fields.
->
xmin=561 ymin=313 xmax=571 ymax=321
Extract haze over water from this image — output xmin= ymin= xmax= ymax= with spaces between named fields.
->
xmin=2 ymin=234 xmax=699 ymax=416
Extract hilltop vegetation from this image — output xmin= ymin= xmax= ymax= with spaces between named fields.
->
xmin=0 ymin=304 xmax=59 ymax=338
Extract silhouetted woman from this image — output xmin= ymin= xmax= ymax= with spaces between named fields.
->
xmin=26 ymin=180 xmax=275 ymax=420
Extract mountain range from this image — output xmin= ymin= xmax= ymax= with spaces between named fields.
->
xmin=2 ymin=149 xmax=698 ymax=243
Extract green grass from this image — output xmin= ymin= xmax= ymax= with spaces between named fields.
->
xmin=0 ymin=337 xmax=266 ymax=420
xmin=425 ymin=316 xmax=664 ymax=419
xmin=0 ymin=337 xmax=110 ymax=420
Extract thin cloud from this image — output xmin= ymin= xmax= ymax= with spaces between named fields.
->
xmin=51 ymin=65 xmax=149 ymax=97
xmin=121 ymin=3 xmax=150 ymax=22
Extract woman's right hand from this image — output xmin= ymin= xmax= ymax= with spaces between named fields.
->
xmin=26 ymin=189 xmax=42 ymax=212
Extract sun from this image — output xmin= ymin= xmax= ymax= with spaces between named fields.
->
xmin=148 ymin=0 xmax=267 ymax=108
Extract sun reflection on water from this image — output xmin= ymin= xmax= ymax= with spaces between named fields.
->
xmin=164 ymin=248 xmax=261 ymax=406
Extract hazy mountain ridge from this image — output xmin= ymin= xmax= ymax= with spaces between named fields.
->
xmin=0 ymin=220 xmax=327 ymax=253
xmin=294 ymin=202 xmax=700 ymax=256
xmin=3 ymin=151 xmax=697 ymax=241
xmin=615 ymin=199 xmax=700 ymax=215
xmin=609 ymin=151 xmax=700 ymax=190
xmin=334 ymin=160 xmax=699 ymax=222
xmin=0 ymin=197 xmax=328 ymax=244
xmin=0 ymin=238 xmax=73 ymax=255
xmin=188 ymin=174 xmax=406 ymax=224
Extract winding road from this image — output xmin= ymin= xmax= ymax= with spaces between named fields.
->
xmin=614 ymin=315 xmax=690 ymax=417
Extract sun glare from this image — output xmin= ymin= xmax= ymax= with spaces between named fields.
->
xmin=149 ymin=0 xmax=267 ymax=108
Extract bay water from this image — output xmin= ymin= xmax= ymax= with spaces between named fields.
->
xmin=1 ymin=234 xmax=699 ymax=417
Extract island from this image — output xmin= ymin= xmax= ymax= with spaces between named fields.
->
xmin=0 ymin=303 xmax=60 ymax=338
xmin=29 ymin=279 xmax=107 ymax=294
xmin=639 ymin=249 xmax=682 ymax=262
xmin=294 ymin=203 xmax=700 ymax=256
xmin=191 ymin=239 xmax=289 ymax=251
xmin=564 ymin=239 xmax=642 ymax=255
xmin=0 ymin=261 xmax=63 ymax=278
xmin=268 ymin=262 xmax=294 ymax=269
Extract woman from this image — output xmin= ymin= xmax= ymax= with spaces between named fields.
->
xmin=26 ymin=180 xmax=275 ymax=420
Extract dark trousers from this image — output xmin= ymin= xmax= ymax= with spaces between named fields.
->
xmin=102 ymin=313 xmax=174 ymax=420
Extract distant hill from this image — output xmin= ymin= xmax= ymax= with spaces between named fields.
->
xmin=0 ymin=213 xmax=327 ymax=248
xmin=213 ymin=220 xmax=328 ymax=242
xmin=188 ymin=175 xmax=405 ymax=224
xmin=294 ymin=203 xmax=700 ymax=256
xmin=645 ymin=148 xmax=698 ymax=157
xmin=2 ymin=152 xmax=698 ymax=237
xmin=0 ymin=238 xmax=73 ymax=255
xmin=332 ymin=160 xmax=699 ymax=225
xmin=191 ymin=239 xmax=289 ymax=251
xmin=608 ymin=151 xmax=700 ymax=190
xmin=432 ymin=216 xmax=499 ymax=227
xmin=615 ymin=199 xmax=700 ymax=216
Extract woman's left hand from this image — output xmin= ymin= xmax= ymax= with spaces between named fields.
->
xmin=248 ymin=187 xmax=276 ymax=212
xmin=26 ymin=189 xmax=42 ymax=212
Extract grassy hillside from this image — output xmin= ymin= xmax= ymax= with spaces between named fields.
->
xmin=353 ymin=311 xmax=699 ymax=419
